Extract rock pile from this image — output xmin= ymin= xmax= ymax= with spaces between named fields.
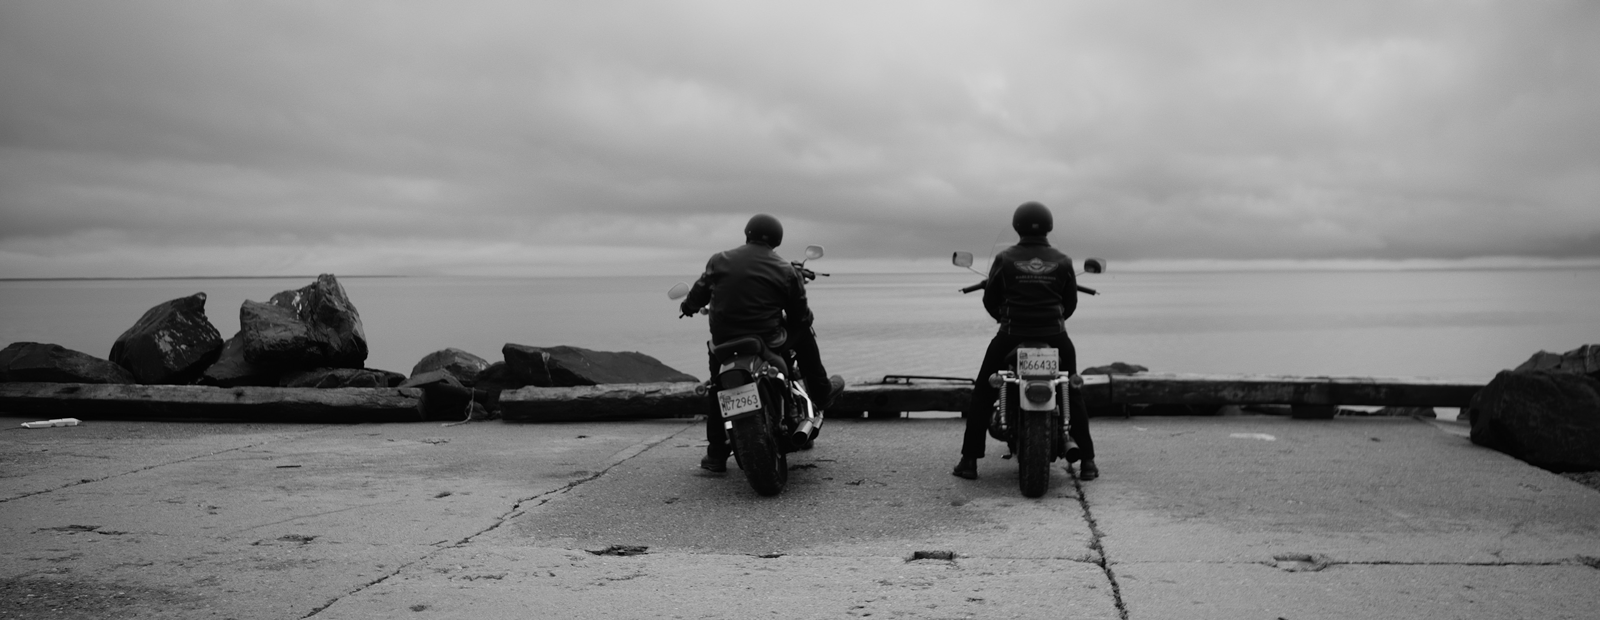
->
xmin=403 ymin=344 xmax=698 ymax=421
xmin=0 ymin=273 xmax=699 ymax=422
xmin=1466 ymin=344 xmax=1600 ymax=472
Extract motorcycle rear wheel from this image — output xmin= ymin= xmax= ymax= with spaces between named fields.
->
xmin=1016 ymin=411 xmax=1051 ymax=498
xmin=730 ymin=387 xmax=788 ymax=496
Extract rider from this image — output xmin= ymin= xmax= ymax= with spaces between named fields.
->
xmin=952 ymin=201 xmax=1098 ymax=481
xmin=679 ymin=214 xmax=838 ymax=472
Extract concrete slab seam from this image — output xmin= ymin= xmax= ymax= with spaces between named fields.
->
xmin=296 ymin=422 xmax=698 ymax=619
xmin=1111 ymin=558 xmax=1600 ymax=570
xmin=0 ymin=426 xmax=340 ymax=504
xmin=1072 ymin=466 xmax=1130 ymax=620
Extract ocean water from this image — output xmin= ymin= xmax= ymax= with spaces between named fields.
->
xmin=2 ymin=268 xmax=1596 ymax=385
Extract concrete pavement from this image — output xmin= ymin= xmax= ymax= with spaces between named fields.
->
xmin=1 ymin=413 xmax=1596 ymax=619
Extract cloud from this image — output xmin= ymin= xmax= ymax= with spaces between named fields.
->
xmin=2 ymin=0 xmax=1597 ymax=277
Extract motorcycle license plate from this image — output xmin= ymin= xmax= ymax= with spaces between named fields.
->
xmin=717 ymin=382 xmax=762 ymax=419
xmin=1017 ymin=348 xmax=1059 ymax=378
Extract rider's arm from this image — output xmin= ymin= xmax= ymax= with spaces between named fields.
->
xmin=680 ymin=257 xmax=721 ymax=315
xmin=783 ymin=265 xmax=816 ymax=330
xmin=982 ymin=257 xmax=1005 ymax=322
xmin=1058 ymin=256 xmax=1079 ymax=321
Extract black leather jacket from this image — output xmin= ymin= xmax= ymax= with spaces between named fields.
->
xmin=681 ymin=243 xmax=814 ymax=343
xmin=983 ymin=236 xmax=1078 ymax=336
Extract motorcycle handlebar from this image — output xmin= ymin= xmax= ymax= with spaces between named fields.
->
xmin=960 ymin=280 xmax=1098 ymax=295
xmin=792 ymin=263 xmax=829 ymax=282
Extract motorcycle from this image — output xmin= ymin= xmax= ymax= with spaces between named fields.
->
xmin=667 ymin=244 xmax=828 ymax=496
xmin=952 ymin=250 xmax=1105 ymax=497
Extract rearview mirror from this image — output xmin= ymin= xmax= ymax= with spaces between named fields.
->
xmin=952 ymin=251 xmax=974 ymax=269
xmin=667 ymin=282 xmax=690 ymax=300
xmin=1083 ymin=258 xmax=1106 ymax=274
xmin=805 ymin=245 xmax=825 ymax=261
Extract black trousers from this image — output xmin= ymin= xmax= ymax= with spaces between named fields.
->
xmin=961 ymin=330 xmax=1095 ymax=460
xmin=704 ymin=325 xmax=828 ymax=453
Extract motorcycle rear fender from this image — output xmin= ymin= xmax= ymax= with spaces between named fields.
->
xmin=717 ymin=356 xmax=765 ymax=388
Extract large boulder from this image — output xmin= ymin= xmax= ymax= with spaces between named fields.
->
xmin=241 ymin=274 xmax=368 ymax=369
xmin=506 ymin=344 xmax=697 ymax=387
xmin=1467 ymin=344 xmax=1600 ymax=472
xmin=198 ymin=332 xmax=281 ymax=387
xmin=0 ymin=342 xmax=136 ymax=384
xmin=281 ymin=367 xmax=406 ymax=389
xmin=109 ymin=292 xmax=224 ymax=384
xmin=1513 ymin=344 xmax=1600 ymax=379
xmin=410 ymin=348 xmax=490 ymax=386
xmin=501 ymin=344 xmax=554 ymax=388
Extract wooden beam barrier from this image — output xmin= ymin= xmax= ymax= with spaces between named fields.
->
xmin=0 ymin=382 xmax=424 ymax=423
xmin=1 ymin=373 xmax=1486 ymax=424
xmin=500 ymin=382 xmax=708 ymax=422
xmin=1108 ymin=373 xmax=1483 ymax=408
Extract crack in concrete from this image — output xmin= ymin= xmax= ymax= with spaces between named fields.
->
xmin=1071 ymin=467 xmax=1129 ymax=620
xmin=0 ymin=427 xmax=337 ymax=504
xmin=298 ymin=422 xmax=696 ymax=619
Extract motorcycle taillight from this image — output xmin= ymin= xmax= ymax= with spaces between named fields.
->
xmin=1023 ymin=382 xmax=1054 ymax=404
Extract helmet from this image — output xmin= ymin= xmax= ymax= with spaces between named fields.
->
xmin=744 ymin=213 xmax=784 ymax=248
xmin=1012 ymin=201 xmax=1053 ymax=236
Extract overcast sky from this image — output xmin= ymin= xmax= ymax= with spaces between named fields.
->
xmin=2 ymin=1 xmax=1597 ymax=278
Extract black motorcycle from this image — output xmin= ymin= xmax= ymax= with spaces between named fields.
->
xmin=668 ymin=245 xmax=827 ymax=496
xmin=954 ymin=251 xmax=1105 ymax=497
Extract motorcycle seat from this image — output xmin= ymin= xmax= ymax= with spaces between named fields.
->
xmin=710 ymin=336 xmax=788 ymax=370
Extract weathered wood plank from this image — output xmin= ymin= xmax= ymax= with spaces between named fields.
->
xmin=1 ymin=373 xmax=1486 ymax=423
xmin=499 ymin=382 xmax=707 ymax=422
xmin=831 ymin=382 xmax=973 ymax=413
xmin=0 ymin=382 xmax=424 ymax=422
xmin=1110 ymin=373 xmax=1483 ymax=407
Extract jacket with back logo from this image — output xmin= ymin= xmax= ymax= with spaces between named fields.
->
xmin=982 ymin=236 xmax=1078 ymax=336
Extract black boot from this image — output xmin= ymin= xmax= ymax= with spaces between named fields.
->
xmin=1077 ymin=459 xmax=1098 ymax=481
xmin=700 ymin=446 xmax=729 ymax=473
xmin=951 ymin=456 xmax=978 ymax=480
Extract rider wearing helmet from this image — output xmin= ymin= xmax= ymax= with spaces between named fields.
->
xmin=952 ymin=202 xmax=1099 ymax=481
xmin=679 ymin=214 xmax=838 ymax=472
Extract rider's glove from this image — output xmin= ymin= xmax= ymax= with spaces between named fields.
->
xmin=679 ymin=300 xmax=695 ymax=318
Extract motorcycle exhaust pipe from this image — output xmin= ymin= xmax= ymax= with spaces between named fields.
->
xmin=791 ymin=415 xmax=823 ymax=443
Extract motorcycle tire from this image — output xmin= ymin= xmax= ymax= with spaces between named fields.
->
xmin=1016 ymin=411 xmax=1052 ymax=498
xmin=730 ymin=384 xmax=788 ymax=496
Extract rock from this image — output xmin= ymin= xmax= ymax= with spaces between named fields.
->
xmin=281 ymin=368 xmax=406 ymax=389
xmin=1368 ymin=406 xmax=1437 ymax=418
xmin=199 ymin=332 xmax=281 ymax=387
xmin=410 ymin=348 xmax=490 ymax=386
xmin=501 ymin=344 xmax=554 ymax=388
xmin=241 ymin=274 xmax=368 ymax=369
xmin=0 ymin=342 xmax=137 ymax=384
xmin=1467 ymin=369 xmax=1600 ymax=472
xmin=510 ymin=344 xmax=698 ymax=387
xmin=400 ymin=369 xmax=494 ymax=421
xmin=472 ymin=362 xmax=512 ymax=414
xmin=109 ymin=292 xmax=224 ymax=384
xmin=1082 ymin=362 xmax=1148 ymax=375
xmin=1513 ymin=344 xmax=1600 ymax=380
